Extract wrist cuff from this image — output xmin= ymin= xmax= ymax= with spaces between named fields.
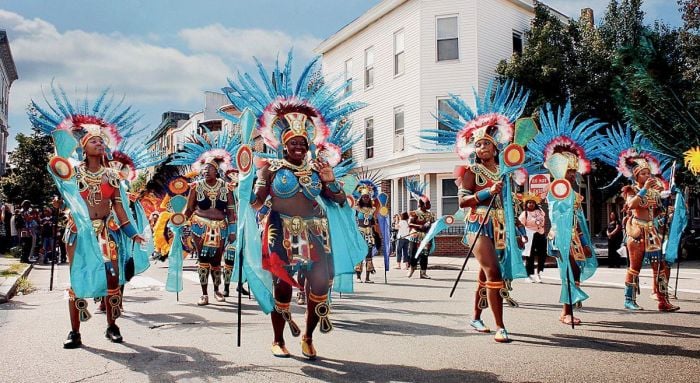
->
xmin=121 ymin=222 xmax=138 ymax=238
xmin=476 ymin=189 xmax=491 ymax=202
xmin=326 ymin=181 xmax=341 ymax=193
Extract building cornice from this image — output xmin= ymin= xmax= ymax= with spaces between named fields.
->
xmin=0 ymin=31 xmax=18 ymax=83
xmin=315 ymin=0 xmax=568 ymax=55
xmin=314 ymin=0 xmax=410 ymax=54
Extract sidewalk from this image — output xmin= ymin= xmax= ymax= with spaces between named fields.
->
xmin=0 ymin=256 xmax=33 ymax=303
xmin=424 ymin=255 xmax=700 ymax=295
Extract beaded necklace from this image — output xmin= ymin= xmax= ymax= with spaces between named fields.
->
xmin=78 ymin=165 xmax=105 ymax=206
xmin=196 ymin=179 xmax=226 ymax=206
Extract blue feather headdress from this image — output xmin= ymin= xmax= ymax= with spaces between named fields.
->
xmin=169 ymin=126 xmax=241 ymax=174
xmin=219 ymin=51 xmax=365 ymax=162
xmin=405 ymin=177 xmax=429 ymax=203
xmin=598 ymin=124 xmax=673 ymax=183
xmin=525 ymin=101 xmax=606 ymax=175
xmin=421 ymin=80 xmax=529 ymax=165
xmin=110 ymin=139 xmax=167 ymax=181
xmin=28 ymin=84 xmax=141 ymax=160
xmin=353 ymin=168 xmax=382 ymax=200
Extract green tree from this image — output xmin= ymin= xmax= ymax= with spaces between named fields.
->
xmin=0 ymin=132 xmax=56 ymax=206
xmin=496 ymin=2 xmax=575 ymax=116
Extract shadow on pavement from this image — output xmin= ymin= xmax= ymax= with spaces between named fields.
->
xmin=0 ymin=300 xmax=39 ymax=311
xmin=82 ymin=343 xmax=268 ymax=382
xmin=297 ymin=357 xmax=503 ymax=383
xmin=516 ymin=332 xmax=700 ymax=359
xmin=126 ymin=309 xmax=256 ymax=331
xmin=332 ymin=318 xmax=465 ymax=338
xmin=585 ymin=320 xmax=700 ymax=340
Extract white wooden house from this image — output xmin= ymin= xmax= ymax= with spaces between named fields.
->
xmin=316 ymin=0 xmax=566 ymax=228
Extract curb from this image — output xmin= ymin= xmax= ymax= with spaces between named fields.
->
xmin=0 ymin=262 xmax=34 ymax=304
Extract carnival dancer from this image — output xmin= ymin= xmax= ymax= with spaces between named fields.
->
xmin=599 ymin=125 xmax=679 ymax=311
xmin=405 ymin=179 xmax=435 ymax=279
xmin=525 ymin=101 xmax=602 ymax=325
xmin=169 ymin=130 xmax=240 ymax=306
xmin=222 ymin=52 xmax=366 ymax=358
xmin=88 ymin=140 xmax=164 ymax=313
xmin=30 ymin=86 xmax=146 ymax=348
xmin=419 ymin=80 xmax=533 ymax=342
xmin=109 ymin=140 xmax=165 ymax=283
xmin=352 ymin=174 xmax=383 ymax=283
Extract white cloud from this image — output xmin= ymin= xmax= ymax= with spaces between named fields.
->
xmin=0 ymin=8 xmax=231 ymax=118
xmin=0 ymin=9 xmax=324 ymax=150
xmin=179 ymin=23 xmax=322 ymax=63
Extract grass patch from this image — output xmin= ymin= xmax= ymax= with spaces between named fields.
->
xmin=16 ymin=277 xmax=35 ymax=295
xmin=0 ymin=263 xmax=25 ymax=277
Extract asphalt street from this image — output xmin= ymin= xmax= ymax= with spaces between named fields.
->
xmin=0 ymin=256 xmax=698 ymax=383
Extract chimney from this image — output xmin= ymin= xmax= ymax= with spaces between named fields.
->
xmin=580 ymin=8 xmax=594 ymax=27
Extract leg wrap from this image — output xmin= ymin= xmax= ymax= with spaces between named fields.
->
xmin=366 ymin=259 xmax=376 ymax=274
xmin=486 ymin=281 xmax=518 ymax=308
xmin=309 ymin=292 xmax=333 ymax=334
xmin=211 ymin=267 xmax=222 ymax=291
xmin=198 ymin=263 xmax=210 ymax=285
xmin=657 ymin=270 xmax=669 ymax=296
xmin=503 ymin=280 xmax=519 ymax=308
xmin=477 ymin=279 xmax=489 ymax=309
xmin=223 ymin=265 xmax=233 ymax=286
xmin=627 ymin=268 xmax=640 ymax=293
xmin=69 ymin=289 xmax=91 ymax=322
xmin=624 ymin=282 xmax=637 ymax=300
xmin=275 ymin=301 xmax=301 ymax=337
xmin=107 ymin=287 xmax=122 ymax=320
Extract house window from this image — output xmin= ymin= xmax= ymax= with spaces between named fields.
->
xmin=365 ymin=117 xmax=374 ymax=159
xmin=437 ymin=98 xmax=458 ymax=131
xmin=365 ymin=47 xmax=375 ymax=89
xmin=394 ymin=29 xmax=405 ymax=76
xmin=441 ymin=178 xmax=458 ymax=216
xmin=512 ymin=31 xmax=523 ymax=56
xmin=437 ymin=16 xmax=459 ymax=61
xmin=394 ymin=106 xmax=404 ymax=152
xmin=344 ymin=59 xmax=353 ymax=95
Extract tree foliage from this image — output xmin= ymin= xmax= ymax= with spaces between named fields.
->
xmin=497 ymin=0 xmax=700 ymax=189
xmin=0 ymin=132 xmax=56 ymax=206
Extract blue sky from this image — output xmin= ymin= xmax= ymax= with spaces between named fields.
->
xmin=0 ymin=0 xmax=683 ymax=151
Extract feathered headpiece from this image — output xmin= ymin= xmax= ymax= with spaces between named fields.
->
xmin=110 ymin=139 xmax=167 ymax=181
xmin=685 ymin=147 xmax=700 ymax=176
xmin=352 ymin=169 xmax=382 ymax=200
xmin=220 ymin=51 xmax=365 ymax=162
xmin=405 ymin=177 xmax=429 ymax=203
xmin=169 ymin=126 xmax=241 ymax=174
xmin=526 ymin=101 xmax=606 ymax=176
xmin=519 ymin=191 xmax=542 ymax=205
xmin=28 ymin=84 xmax=140 ymax=160
xmin=598 ymin=124 xmax=672 ymax=182
xmin=421 ymin=80 xmax=529 ymax=165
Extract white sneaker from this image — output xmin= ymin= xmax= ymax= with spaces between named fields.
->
xmin=535 ymin=274 xmax=542 ymax=283
xmin=526 ymin=275 xmax=535 ymax=283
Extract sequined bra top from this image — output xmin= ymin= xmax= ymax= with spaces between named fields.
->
xmin=76 ymin=165 xmax=119 ymax=205
xmin=457 ymin=164 xmax=501 ymax=207
xmin=194 ymin=179 xmax=228 ymax=211
xmin=268 ymin=159 xmax=322 ymax=201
